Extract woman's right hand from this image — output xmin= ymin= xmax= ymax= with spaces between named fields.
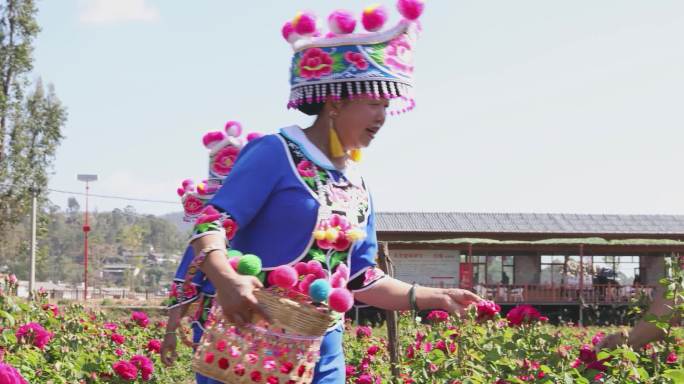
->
xmin=217 ymin=274 xmax=270 ymax=326
xmin=160 ymin=333 xmax=178 ymax=367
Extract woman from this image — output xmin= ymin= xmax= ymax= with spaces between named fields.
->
xmin=185 ymin=3 xmax=481 ymax=382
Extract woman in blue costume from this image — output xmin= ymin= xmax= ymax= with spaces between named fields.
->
xmin=183 ymin=3 xmax=481 ymax=382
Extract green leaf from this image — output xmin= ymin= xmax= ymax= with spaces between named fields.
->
xmin=428 ymin=349 xmax=446 ymax=365
xmin=0 ymin=310 xmax=15 ymax=327
xmin=663 ymin=369 xmax=684 ymax=381
xmin=308 ymin=249 xmax=326 ymax=264
xmin=329 ymin=251 xmax=347 ymax=271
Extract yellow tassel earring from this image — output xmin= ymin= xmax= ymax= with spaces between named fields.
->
xmin=328 ymin=118 xmax=346 ymax=158
xmin=350 ymin=149 xmax=362 ymax=162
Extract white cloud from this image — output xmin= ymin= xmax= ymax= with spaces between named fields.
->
xmin=79 ymin=0 xmax=160 ymax=24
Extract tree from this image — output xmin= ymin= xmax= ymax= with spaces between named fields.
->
xmin=0 ymin=0 xmax=67 ymax=272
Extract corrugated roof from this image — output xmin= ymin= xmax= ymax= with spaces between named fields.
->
xmin=376 ymin=212 xmax=684 ymax=235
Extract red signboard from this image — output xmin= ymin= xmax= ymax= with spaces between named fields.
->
xmin=459 ymin=263 xmax=473 ymax=289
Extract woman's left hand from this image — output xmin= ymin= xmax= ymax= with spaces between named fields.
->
xmin=439 ymin=288 xmax=482 ymax=316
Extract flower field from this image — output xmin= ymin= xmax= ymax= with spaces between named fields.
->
xmin=1 ymin=273 xmax=684 ymax=383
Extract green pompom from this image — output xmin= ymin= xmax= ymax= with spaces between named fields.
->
xmin=226 ymin=249 xmax=243 ymax=258
xmin=237 ymin=254 xmax=262 ymax=276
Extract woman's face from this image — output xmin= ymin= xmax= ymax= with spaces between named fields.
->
xmin=333 ymin=97 xmax=388 ymax=150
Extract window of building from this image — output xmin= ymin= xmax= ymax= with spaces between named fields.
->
xmin=540 ymin=255 xmax=565 ymax=285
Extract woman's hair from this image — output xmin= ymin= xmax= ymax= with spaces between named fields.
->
xmin=296 ymin=84 xmax=352 ymax=116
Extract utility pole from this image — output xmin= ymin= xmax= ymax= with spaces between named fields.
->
xmin=28 ymin=186 xmax=38 ymax=297
xmin=77 ymin=174 xmax=98 ymax=301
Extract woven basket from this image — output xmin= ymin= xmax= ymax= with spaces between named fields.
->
xmin=192 ymin=287 xmax=335 ymax=383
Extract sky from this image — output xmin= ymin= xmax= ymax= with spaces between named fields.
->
xmin=33 ymin=0 xmax=684 ymax=216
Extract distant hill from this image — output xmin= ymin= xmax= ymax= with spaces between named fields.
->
xmin=160 ymin=211 xmax=193 ymax=235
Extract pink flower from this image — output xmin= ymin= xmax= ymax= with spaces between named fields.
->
xmin=356 ymin=374 xmax=373 ymax=384
xmin=299 ymin=48 xmax=333 ymax=79
xmin=506 ymin=305 xmax=543 ymax=326
xmin=131 ymin=311 xmax=149 ymax=328
xmin=7 ymin=274 xmax=17 ymax=284
xmin=146 ymin=339 xmax=161 ymax=353
xmin=426 ymin=310 xmax=449 ymax=323
xmin=406 ymin=344 xmax=415 ymax=359
xmin=345 ymin=365 xmax=357 ymax=376
xmin=297 ymin=160 xmax=316 ymax=177
xmin=476 ymin=300 xmax=500 ymax=321
xmin=367 ymin=345 xmax=380 ymax=356
xmin=111 ymin=333 xmax=125 ymax=345
xmin=591 ymin=332 xmax=605 ymax=346
xmin=428 ymin=363 xmax=439 ymax=373
xmin=104 ymin=322 xmax=118 ymax=331
xmin=356 ymin=326 xmax=372 ymax=339
xmin=131 ymin=355 xmax=154 ymax=381
xmin=667 ymin=351 xmax=678 ymax=364
xmin=41 ymin=303 xmax=59 ymax=317
xmin=115 ymin=348 xmax=124 ymax=356
xmin=211 ymin=146 xmax=240 ymax=176
xmin=344 ymin=51 xmax=369 ymax=70
xmin=0 ymin=361 xmax=28 ymax=384
xmin=113 ymin=360 xmax=138 ymax=381
xmin=384 ymin=35 xmax=414 ymax=74
xmin=579 ymin=344 xmax=597 ymax=364
xmin=15 ymin=322 xmax=53 ymax=349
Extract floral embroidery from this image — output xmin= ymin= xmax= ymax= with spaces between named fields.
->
xmin=344 ymin=51 xmax=369 ymax=70
xmin=385 ymin=35 xmax=413 ymax=74
xmin=299 ymin=48 xmax=334 ymax=79
xmin=296 ymin=160 xmax=316 ymax=178
xmin=363 ymin=267 xmax=386 ymax=286
xmin=182 ymin=194 xmax=205 ymax=216
xmin=211 ymin=146 xmax=240 ymax=176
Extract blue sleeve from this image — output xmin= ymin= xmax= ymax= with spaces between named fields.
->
xmin=173 ymin=246 xmax=197 ymax=282
xmin=209 ymin=135 xmax=286 ymax=228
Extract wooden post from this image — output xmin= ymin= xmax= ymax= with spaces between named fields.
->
xmin=378 ymin=242 xmax=401 ymax=380
xmin=578 ymin=244 xmax=584 ymax=327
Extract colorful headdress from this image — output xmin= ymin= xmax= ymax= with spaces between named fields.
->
xmin=178 ymin=120 xmax=262 ymax=222
xmin=283 ymin=0 xmax=425 ymax=115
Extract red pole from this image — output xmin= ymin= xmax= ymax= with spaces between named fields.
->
xmin=83 ymin=182 xmax=91 ymax=301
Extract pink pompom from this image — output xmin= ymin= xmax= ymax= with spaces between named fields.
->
xmin=328 ymin=288 xmax=354 ymax=312
xmin=282 ymin=21 xmax=295 ymax=43
xmin=330 ymin=273 xmax=347 ymax=289
xmin=202 ymin=131 xmax=226 ymax=148
xmin=272 ymin=265 xmax=299 ymax=289
xmin=176 ymin=187 xmax=185 ymax=197
xmin=224 ymin=121 xmax=242 ymax=137
xmin=293 ymin=12 xmax=317 ymax=36
xmin=361 ymin=5 xmax=387 ymax=32
xmin=182 ymin=179 xmax=194 ymax=189
xmin=294 ymin=262 xmax=309 ymax=277
xmin=229 ymin=257 xmax=241 ymax=271
xmin=325 ymin=32 xmax=337 ymax=38
xmin=397 ymin=0 xmax=425 ymax=21
xmin=246 ymin=132 xmax=263 ymax=142
xmin=328 ymin=10 xmax=356 ymax=34
xmin=267 ymin=271 xmax=276 ymax=286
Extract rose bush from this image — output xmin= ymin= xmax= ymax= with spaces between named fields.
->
xmin=0 ymin=292 xmax=192 ymax=383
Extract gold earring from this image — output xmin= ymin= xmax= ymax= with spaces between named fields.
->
xmin=350 ymin=149 xmax=362 ymax=162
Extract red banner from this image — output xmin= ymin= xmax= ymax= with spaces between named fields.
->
xmin=459 ymin=263 xmax=473 ymax=289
